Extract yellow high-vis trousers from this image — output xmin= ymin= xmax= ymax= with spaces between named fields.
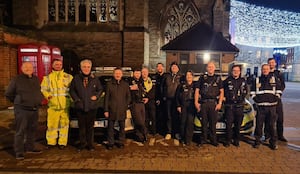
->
xmin=46 ymin=108 xmax=69 ymax=146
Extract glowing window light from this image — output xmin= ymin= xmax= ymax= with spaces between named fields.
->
xmin=203 ymin=53 xmax=210 ymax=64
xmin=230 ymin=0 xmax=300 ymax=48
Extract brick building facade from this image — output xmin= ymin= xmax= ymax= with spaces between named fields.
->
xmin=0 ymin=0 xmax=230 ymax=108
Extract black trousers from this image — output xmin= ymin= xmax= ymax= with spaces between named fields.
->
xmin=107 ymin=119 xmax=125 ymax=145
xmin=14 ymin=106 xmax=39 ymax=156
xmin=225 ymin=105 xmax=244 ymax=143
xmin=77 ymin=109 xmax=96 ymax=148
xmin=199 ymin=101 xmax=218 ymax=143
xmin=156 ymin=100 xmax=166 ymax=135
xmin=145 ymin=100 xmax=156 ymax=135
xmin=264 ymin=99 xmax=284 ymax=138
xmin=180 ymin=101 xmax=195 ymax=144
xmin=166 ymin=98 xmax=180 ymax=135
xmin=131 ymin=103 xmax=147 ymax=141
xmin=255 ymin=106 xmax=277 ymax=145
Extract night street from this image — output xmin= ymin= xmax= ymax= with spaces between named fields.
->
xmin=0 ymin=82 xmax=299 ymax=173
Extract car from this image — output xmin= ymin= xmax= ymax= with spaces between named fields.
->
xmin=193 ymin=98 xmax=256 ymax=134
xmin=69 ymin=69 xmax=255 ymax=136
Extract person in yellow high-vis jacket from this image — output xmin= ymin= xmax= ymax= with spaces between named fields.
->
xmin=41 ymin=59 xmax=73 ymax=149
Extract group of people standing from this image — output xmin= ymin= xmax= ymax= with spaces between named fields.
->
xmin=5 ymin=57 xmax=287 ymax=160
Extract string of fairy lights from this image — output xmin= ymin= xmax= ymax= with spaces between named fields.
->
xmin=230 ymin=0 xmax=300 ymax=48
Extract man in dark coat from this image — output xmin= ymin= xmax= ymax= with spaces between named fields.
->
xmin=5 ymin=62 xmax=44 ymax=160
xmin=104 ymin=68 xmax=131 ymax=150
xmin=70 ymin=59 xmax=103 ymax=152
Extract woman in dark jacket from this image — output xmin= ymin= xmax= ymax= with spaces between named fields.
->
xmin=70 ymin=59 xmax=103 ymax=151
xmin=104 ymin=68 xmax=131 ymax=150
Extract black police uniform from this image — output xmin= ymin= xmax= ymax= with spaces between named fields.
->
xmin=196 ymin=74 xmax=223 ymax=145
xmin=223 ymin=76 xmax=248 ymax=146
xmin=162 ymin=72 xmax=183 ymax=137
xmin=143 ymin=76 xmax=156 ymax=135
xmin=250 ymin=74 xmax=282 ymax=150
xmin=129 ymin=77 xmax=148 ymax=142
xmin=175 ymin=82 xmax=195 ymax=145
xmin=152 ymin=72 xmax=166 ymax=135
xmin=264 ymin=70 xmax=286 ymax=141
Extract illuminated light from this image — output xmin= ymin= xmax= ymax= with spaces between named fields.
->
xmin=52 ymin=50 xmax=61 ymax=55
xmin=203 ymin=53 xmax=210 ymax=64
xmin=20 ymin=48 xmax=38 ymax=53
xmin=230 ymin=0 xmax=300 ymax=48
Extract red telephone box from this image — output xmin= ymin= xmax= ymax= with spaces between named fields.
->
xmin=18 ymin=44 xmax=52 ymax=82
xmin=50 ymin=46 xmax=63 ymax=61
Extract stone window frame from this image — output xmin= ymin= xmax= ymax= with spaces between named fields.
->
xmin=161 ymin=0 xmax=200 ymax=44
xmin=47 ymin=0 xmax=119 ymax=24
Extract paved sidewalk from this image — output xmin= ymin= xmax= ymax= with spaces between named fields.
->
xmin=0 ymin=107 xmax=300 ymax=173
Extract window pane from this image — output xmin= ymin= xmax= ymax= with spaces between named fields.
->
xmin=210 ymin=54 xmax=220 ymax=70
xmin=90 ymin=0 xmax=97 ymax=22
xmin=68 ymin=0 xmax=75 ymax=22
xmin=180 ymin=54 xmax=189 ymax=64
xmin=196 ymin=54 xmax=204 ymax=64
xmin=109 ymin=0 xmax=118 ymax=21
xmin=48 ymin=0 xmax=55 ymax=21
xmin=58 ymin=0 xmax=65 ymax=21
xmin=99 ymin=0 xmax=107 ymax=22
xmin=79 ymin=0 xmax=86 ymax=21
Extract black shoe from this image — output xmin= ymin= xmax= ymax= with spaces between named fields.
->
xmin=77 ymin=145 xmax=85 ymax=152
xmin=26 ymin=149 xmax=42 ymax=154
xmin=46 ymin=145 xmax=56 ymax=149
xmin=270 ymin=144 xmax=278 ymax=150
xmin=278 ymin=136 xmax=288 ymax=142
xmin=58 ymin=145 xmax=66 ymax=150
xmin=16 ymin=154 xmax=24 ymax=160
xmin=211 ymin=142 xmax=219 ymax=147
xmin=88 ymin=146 xmax=95 ymax=151
xmin=233 ymin=141 xmax=240 ymax=147
xmin=224 ymin=142 xmax=230 ymax=147
xmin=116 ymin=143 xmax=124 ymax=149
xmin=253 ymin=142 xmax=260 ymax=149
xmin=107 ymin=144 xmax=113 ymax=150
xmin=196 ymin=143 xmax=203 ymax=147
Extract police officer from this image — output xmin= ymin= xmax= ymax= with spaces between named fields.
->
xmin=223 ymin=65 xmax=248 ymax=147
xmin=175 ymin=70 xmax=195 ymax=146
xmin=250 ymin=64 xmax=282 ymax=150
xmin=142 ymin=67 xmax=156 ymax=135
xmin=129 ymin=68 xmax=148 ymax=143
xmin=194 ymin=62 xmax=224 ymax=147
xmin=152 ymin=63 xmax=166 ymax=135
xmin=162 ymin=62 xmax=183 ymax=140
xmin=264 ymin=58 xmax=287 ymax=142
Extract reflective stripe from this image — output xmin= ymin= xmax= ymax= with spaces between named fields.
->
xmin=276 ymin=90 xmax=282 ymax=94
xmin=52 ymin=93 xmax=69 ymax=97
xmin=255 ymin=90 xmax=276 ymax=95
xmin=257 ymin=102 xmax=278 ymax=106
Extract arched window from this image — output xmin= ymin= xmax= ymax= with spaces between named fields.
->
xmin=90 ymin=0 xmax=97 ymax=22
xmin=48 ymin=0 xmax=55 ymax=22
xmin=47 ymin=0 xmax=119 ymax=24
xmin=163 ymin=0 xmax=200 ymax=44
xmin=68 ymin=0 xmax=75 ymax=22
xmin=79 ymin=0 xmax=86 ymax=22
xmin=58 ymin=0 xmax=65 ymax=21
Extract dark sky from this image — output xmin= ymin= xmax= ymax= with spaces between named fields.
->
xmin=239 ymin=0 xmax=300 ymax=13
